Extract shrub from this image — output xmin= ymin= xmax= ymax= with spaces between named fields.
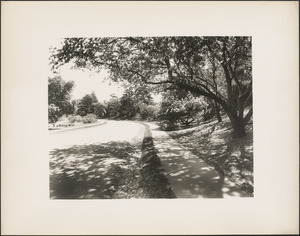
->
xmin=75 ymin=115 xmax=83 ymax=122
xmin=68 ymin=115 xmax=76 ymax=123
xmin=48 ymin=104 xmax=61 ymax=124
xmin=82 ymin=114 xmax=98 ymax=123
xmin=68 ymin=115 xmax=83 ymax=123
xmin=139 ymin=105 xmax=159 ymax=121
xmin=159 ymin=120 xmax=179 ymax=131
xmin=157 ymin=91 xmax=208 ymax=130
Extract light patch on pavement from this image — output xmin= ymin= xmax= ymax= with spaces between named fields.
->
xmin=49 ymin=120 xmax=144 ymax=150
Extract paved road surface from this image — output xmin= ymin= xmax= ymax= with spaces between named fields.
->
xmin=49 ymin=120 xmax=145 ymax=199
xmin=49 ymin=120 xmax=145 ymax=150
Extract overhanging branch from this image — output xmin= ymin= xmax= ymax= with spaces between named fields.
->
xmin=127 ymin=69 xmax=172 ymax=85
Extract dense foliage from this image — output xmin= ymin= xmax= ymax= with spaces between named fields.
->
xmin=76 ymin=92 xmax=106 ymax=118
xmin=82 ymin=114 xmax=98 ymax=123
xmin=48 ymin=76 xmax=75 ymax=123
xmin=51 ymin=36 xmax=252 ymax=138
xmin=104 ymin=87 xmax=158 ymax=120
xmin=158 ymin=88 xmax=209 ymax=130
xmin=48 ymin=104 xmax=60 ymax=124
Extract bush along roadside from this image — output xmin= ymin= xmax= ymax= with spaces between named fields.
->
xmin=82 ymin=114 xmax=98 ymax=123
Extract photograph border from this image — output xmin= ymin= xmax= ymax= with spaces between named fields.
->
xmin=1 ymin=1 xmax=299 ymax=235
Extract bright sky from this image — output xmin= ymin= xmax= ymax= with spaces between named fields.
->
xmin=48 ymin=38 xmax=161 ymax=103
xmin=57 ymin=63 xmax=125 ymax=102
xmin=49 ymin=38 xmax=124 ymax=102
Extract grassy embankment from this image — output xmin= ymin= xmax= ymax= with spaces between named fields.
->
xmin=169 ymin=116 xmax=254 ymax=196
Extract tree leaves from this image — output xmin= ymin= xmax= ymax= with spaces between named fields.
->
xmin=48 ymin=76 xmax=75 ymax=118
xmin=51 ymin=36 xmax=252 ymax=138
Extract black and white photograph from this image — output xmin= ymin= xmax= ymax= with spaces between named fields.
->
xmin=2 ymin=1 xmax=298 ymax=235
xmin=49 ymin=36 xmax=253 ymax=199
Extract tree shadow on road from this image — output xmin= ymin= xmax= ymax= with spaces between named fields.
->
xmin=169 ymin=118 xmax=253 ymax=196
xmin=50 ymin=141 xmax=140 ymax=199
xmin=138 ymin=124 xmax=176 ymax=198
xmin=49 ymin=126 xmax=176 ymax=199
xmin=154 ymin=134 xmax=250 ymax=198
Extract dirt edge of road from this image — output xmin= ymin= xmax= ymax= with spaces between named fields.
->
xmin=114 ymin=122 xmax=176 ymax=199
xmin=49 ymin=120 xmax=107 ymax=133
xmin=138 ymin=123 xmax=176 ymax=199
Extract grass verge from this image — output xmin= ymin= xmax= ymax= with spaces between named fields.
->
xmin=169 ymin=117 xmax=254 ymax=196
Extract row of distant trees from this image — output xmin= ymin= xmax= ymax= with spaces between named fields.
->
xmin=48 ymin=75 xmax=220 ymax=130
xmin=48 ymin=76 xmax=105 ymax=123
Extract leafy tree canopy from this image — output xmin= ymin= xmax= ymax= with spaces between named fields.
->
xmin=48 ymin=104 xmax=60 ymax=124
xmin=51 ymin=36 xmax=252 ymax=138
xmin=76 ymin=92 xmax=105 ymax=117
xmin=48 ymin=75 xmax=75 ymax=117
xmin=159 ymin=88 xmax=208 ymax=129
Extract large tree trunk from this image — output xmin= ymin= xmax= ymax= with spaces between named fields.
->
xmin=232 ymin=118 xmax=246 ymax=138
xmin=224 ymin=105 xmax=247 ymax=139
xmin=228 ymin=113 xmax=247 ymax=138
